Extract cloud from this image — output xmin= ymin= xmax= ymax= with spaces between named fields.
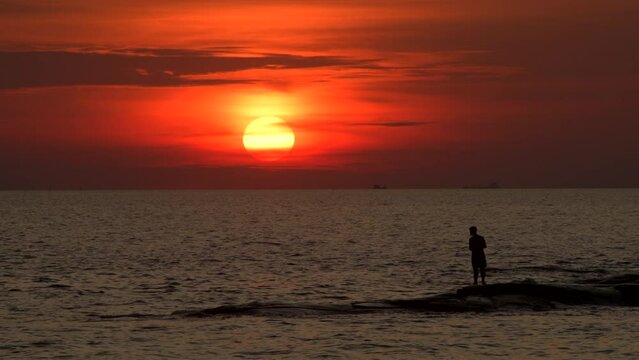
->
xmin=350 ymin=121 xmax=433 ymax=127
xmin=0 ymin=0 xmax=72 ymax=14
xmin=0 ymin=49 xmax=373 ymax=89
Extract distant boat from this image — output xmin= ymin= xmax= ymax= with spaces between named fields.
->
xmin=372 ymin=184 xmax=388 ymax=189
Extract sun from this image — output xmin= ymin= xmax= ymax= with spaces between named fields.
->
xmin=243 ymin=116 xmax=295 ymax=161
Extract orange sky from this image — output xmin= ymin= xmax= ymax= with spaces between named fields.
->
xmin=1 ymin=0 xmax=638 ymax=188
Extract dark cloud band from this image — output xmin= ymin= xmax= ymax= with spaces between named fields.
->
xmin=351 ymin=121 xmax=432 ymax=127
xmin=0 ymin=50 xmax=370 ymax=89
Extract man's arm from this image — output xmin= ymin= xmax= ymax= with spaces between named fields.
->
xmin=482 ymin=237 xmax=487 ymax=249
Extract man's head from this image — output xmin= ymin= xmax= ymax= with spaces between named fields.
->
xmin=469 ymin=226 xmax=477 ymax=235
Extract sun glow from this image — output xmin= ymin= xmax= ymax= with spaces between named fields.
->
xmin=243 ymin=116 xmax=295 ymax=161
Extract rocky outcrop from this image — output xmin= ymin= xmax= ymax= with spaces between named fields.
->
xmin=98 ymin=275 xmax=639 ymax=319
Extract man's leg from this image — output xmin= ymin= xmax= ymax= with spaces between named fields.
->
xmin=473 ymin=266 xmax=478 ymax=285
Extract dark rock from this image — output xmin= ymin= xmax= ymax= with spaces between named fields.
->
xmin=457 ymin=283 xmax=625 ymax=306
xmin=614 ymin=285 xmax=639 ymax=305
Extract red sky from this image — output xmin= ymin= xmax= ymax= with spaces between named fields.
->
xmin=1 ymin=0 xmax=638 ymax=189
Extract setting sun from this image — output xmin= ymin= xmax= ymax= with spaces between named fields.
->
xmin=243 ymin=116 xmax=295 ymax=161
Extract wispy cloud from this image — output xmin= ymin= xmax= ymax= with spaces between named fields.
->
xmin=350 ymin=121 xmax=433 ymax=127
xmin=0 ymin=49 xmax=374 ymax=89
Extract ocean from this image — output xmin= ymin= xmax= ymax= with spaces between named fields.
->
xmin=1 ymin=189 xmax=638 ymax=359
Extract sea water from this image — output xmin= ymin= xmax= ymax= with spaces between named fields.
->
xmin=1 ymin=189 xmax=638 ymax=358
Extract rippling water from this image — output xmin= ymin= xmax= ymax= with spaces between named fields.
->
xmin=1 ymin=189 xmax=638 ymax=358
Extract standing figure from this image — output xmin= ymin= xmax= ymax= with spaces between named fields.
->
xmin=468 ymin=226 xmax=487 ymax=285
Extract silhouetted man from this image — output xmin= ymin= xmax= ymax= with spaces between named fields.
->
xmin=468 ymin=226 xmax=487 ymax=285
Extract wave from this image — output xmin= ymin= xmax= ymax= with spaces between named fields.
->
xmin=488 ymin=265 xmax=609 ymax=275
xmin=168 ymin=282 xmax=639 ymax=318
xmin=578 ymin=273 xmax=639 ymax=285
xmin=172 ymin=303 xmax=370 ymax=318
xmin=95 ymin=274 xmax=639 ymax=320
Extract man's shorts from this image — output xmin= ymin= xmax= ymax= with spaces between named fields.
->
xmin=472 ymin=253 xmax=487 ymax=269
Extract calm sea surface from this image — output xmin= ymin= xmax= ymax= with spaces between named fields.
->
xmin=1 ymin=189 xmax=638 ymax=358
